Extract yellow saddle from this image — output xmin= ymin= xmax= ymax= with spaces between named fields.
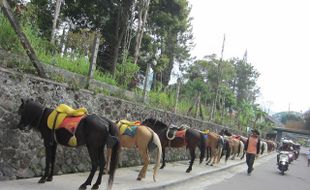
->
xmin=47 ymin=104 xmax=88 ymax=130
xmin=116 ymin=119 xmax=141 ymax=135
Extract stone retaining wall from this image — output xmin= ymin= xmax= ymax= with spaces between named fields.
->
xmin=0 ymin=66 xmax=241 ymax=181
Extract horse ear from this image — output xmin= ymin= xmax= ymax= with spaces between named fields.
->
xmin=21 ymin=98 xmax=24 ymax=104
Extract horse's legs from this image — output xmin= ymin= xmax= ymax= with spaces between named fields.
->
xmin=79 ymin=146 xmax=99 ymax=190
xmin=186 ymin=147 xmax=196 ymax=173
xmin=137 ymin=148 xmax=150 ymax=180
xmin=206 ymin=147 xmax=211 ymax=165
xmin=225 ymin=145 xmax=231 ymax=163
xmin=216 ymin=147 xmax=223 ymax=164
xmin=211 ymin=148 xmax=217 ymax=166
xmin=47 ymin=144 xmax=57 ymax=181
xmin=104 ymin=148 xmax=112 ymax=174
xmin=160 ymin=147 xmax=166 ymax=169
xmin=92 ymin=147 xmax=105 ymax=189
xmin=241 ymin=150 xmax=245 ymax=159
xmin=38 ymin=145 xmax=52 ymax=183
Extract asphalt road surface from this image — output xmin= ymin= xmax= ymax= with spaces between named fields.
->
xmin=0 ymin=151 xmax=308 ymax=190
xmin=179 ymin=153 xmax=310 ymax=190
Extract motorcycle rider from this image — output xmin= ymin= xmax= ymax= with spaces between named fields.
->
xmin=277 ymin=140 xmax=293 ymax=164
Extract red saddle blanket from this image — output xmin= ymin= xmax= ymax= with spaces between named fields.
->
xmin=175 ymin=130 xmax=186 ymax=139
xmin=58 ymin=116 xmax=85 ymax=134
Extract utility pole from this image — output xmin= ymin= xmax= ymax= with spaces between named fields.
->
xmin=1 ymin=0 xmax=46 ymax=78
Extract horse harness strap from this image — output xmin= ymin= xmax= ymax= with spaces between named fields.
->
xmin=50 ymin=111 xmax=60 ymax=145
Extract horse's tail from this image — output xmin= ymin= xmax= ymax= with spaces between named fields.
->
xmin=199 ymin=132 xmax=206 ymax=163
xmin=149 ymin=130 xmax=162 ymax=182
xmin=107 ymin=122 xmax=120 ymax=190
xmin=237 ymin=140 xmax=242 ymax=157
xmin=261 ymin=142 xmax=266 ymax=154
xmin=224 ymin=139 xmax=231 ymax=162
xmin=238 ymin=141 xmax=244 ymax=157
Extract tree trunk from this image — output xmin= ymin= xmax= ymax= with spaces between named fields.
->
xmin=111 ymin=1 xmax=133 ymax=75
xmin=195 ymin=92 xmax=201 ymax=118
xmin=142 ymin=61 xmax=151 ymax=103
xmin=121 ymin=0 xmax=136 ymax=64
xmin=1 ymin=0 xmax=46 ymax=78
xmin=85 ymin=31 xmax=101 ymax=89
xmin=50 ymin=0 xmax=62 ymax=44
xmin=174 ymin=78 xmax=181 ymax=113
xmin=133 ymin=0 xmax=150 ymax=64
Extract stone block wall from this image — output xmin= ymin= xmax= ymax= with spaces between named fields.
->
xmin=0 ymin=67 xmax=240 ymax=181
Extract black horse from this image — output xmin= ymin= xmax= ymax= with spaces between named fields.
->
xmin=17 ymin=99 xmax=120 ymax=190
xmin=142 ymin=118 xmax=205 ymax=173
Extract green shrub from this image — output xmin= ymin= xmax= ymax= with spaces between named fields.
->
xmin=0 ymin=12 xmax=23 ymax=52
xmin=115 ymin=58 xmax=140 ymax=88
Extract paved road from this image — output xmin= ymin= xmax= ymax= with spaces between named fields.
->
xmin=0 ymin=151 xmax=301 ymax=190
xmin=183 ymin=151 xmax=310 ymax=190
xmin=0 ymin=153 xmax=254 ymax=190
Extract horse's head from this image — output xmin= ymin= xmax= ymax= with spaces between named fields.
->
xmin=142 ymin=118 xmax=168 ymax=131
xmin=17 ymin=99 xmax=43 ymax=131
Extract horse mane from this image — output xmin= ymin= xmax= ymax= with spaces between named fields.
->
xmin=142 ymin=118 xmax=168 ymax=130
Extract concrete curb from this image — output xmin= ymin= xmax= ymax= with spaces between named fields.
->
xmin=130 ymin=153 xmax=274 ymax=190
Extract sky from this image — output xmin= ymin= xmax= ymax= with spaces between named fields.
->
xmin=188 ymin=0 xmax=310 ymax=114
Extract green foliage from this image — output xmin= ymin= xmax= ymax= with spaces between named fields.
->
xmin=94 ymin=70 xmax=117 ymax=86
xmin=115 ymin=58 xmax=140 ymax=88
xmin=149 ymin=90 xmax=175 ymax=110
xmin=0 ymin=12 xmax=22 ymax=52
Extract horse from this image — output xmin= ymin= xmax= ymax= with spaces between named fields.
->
xmin=219 ymin=129 xmax=244 ymax=160
xmin=105 ymin=120 xmax=162 ymax=181
xmin=17 ymin=99 xmax=120 ymax=190
xmin=204 ymin=131 xmax=225 ymax=166
xmin=260 ymin=140 xmax=268 ymax=155
xmin=141 ymin=118 xmax=205 ymax=173
xmin=265 ymin=140 xmax=276 ymax=152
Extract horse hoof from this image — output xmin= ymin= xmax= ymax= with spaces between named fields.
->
xmin=160 ymin=165 xmax=165 ymax=169
xmin=46 ymin=176 xmax=53 ymax=182
xmin=38 ymin=178 xmax=46 ymax=183
xmin=91 ymin=184 xmax=99 ymax=190
xmin=206 ymin=163 xmax=209 ymax=165
xmin=137 ymin=177 xmax=142 ymax=181
xmin=79 ymin=185 xmax=87 ymax=190
xmin=186 ymin=169 xmax=191 ymax=173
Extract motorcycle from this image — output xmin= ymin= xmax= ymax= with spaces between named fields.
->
xmin=277 ymin=151 xmax=289 ymax=175
xmin=287 ymin=151 xmax=294 ymax=163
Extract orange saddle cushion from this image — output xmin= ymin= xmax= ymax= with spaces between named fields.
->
xmin=58 ymin=115 xmax=85 ymax=134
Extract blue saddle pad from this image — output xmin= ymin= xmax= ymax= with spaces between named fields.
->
xmin=204 ymin=134 xmax=208 ymax=140
xmin=123 ymin=126 xmax=138 ymax=137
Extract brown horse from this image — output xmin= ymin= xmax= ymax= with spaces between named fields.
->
xmin=204 ymin=131 xmax=225 ymax=166
xmin=142 ymin=118 xmax=205 ymax=173
xmin=219 ymin=129 xmax=244 ymax=160
xmin=265 ymin=140 xmax=276 ymax=152
xmin=105 ymin=120 xmax=162 ymax=181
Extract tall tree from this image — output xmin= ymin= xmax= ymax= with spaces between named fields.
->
xmin=147 ymin=0 xmax=193 ymax=88
xmin=233 ymin=58 xmax=260 ymax=104
xmin=133 ymin=0 xmax=150 ymax=64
